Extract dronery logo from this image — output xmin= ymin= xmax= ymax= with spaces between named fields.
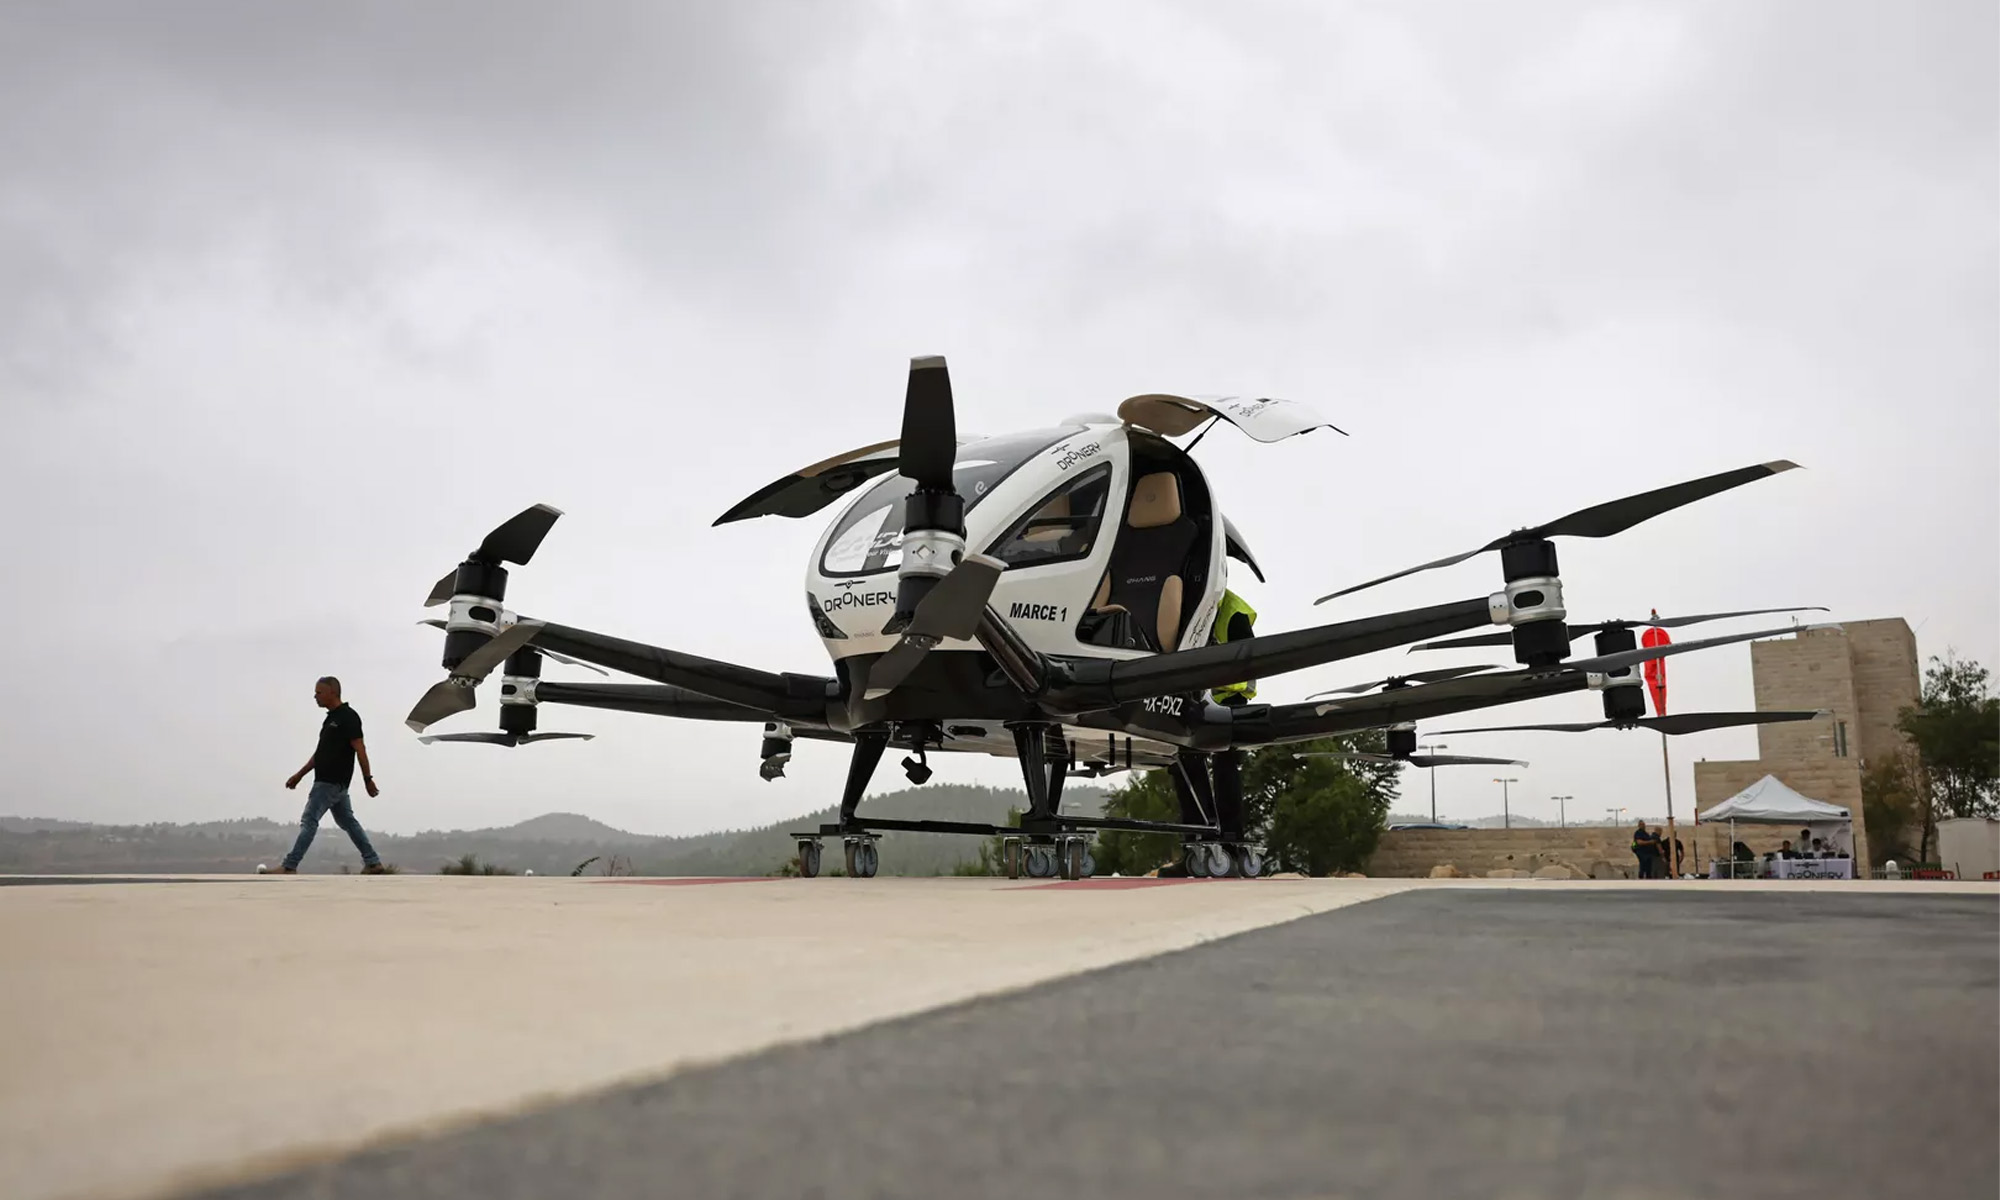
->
xmin=822 ymin=590 xmax=895 ymax=612
xmin=1052 ymin=441 xmax=1102 ymax=471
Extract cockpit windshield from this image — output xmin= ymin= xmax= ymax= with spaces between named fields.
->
xmin=819 ymin=427 xmax=1080 ymax=577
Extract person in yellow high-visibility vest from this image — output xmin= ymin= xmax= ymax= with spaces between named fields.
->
xmin=1211 ymin=589 xmax=1257 ymax=705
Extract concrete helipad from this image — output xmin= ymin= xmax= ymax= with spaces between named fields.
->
xmin=3 ymin=875 xmax=1995 ymax=1200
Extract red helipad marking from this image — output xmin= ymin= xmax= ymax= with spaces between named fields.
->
xmin=1009 ymin=877 xmax=1214 ymax=890
xmin=597 ymin=877 xmax=782 ymax=886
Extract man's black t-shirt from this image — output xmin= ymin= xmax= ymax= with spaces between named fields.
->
xmin=315 ymin=704 xmax=364 ymax=786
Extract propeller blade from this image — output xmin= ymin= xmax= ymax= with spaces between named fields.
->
xmin=1304 ymin=663 xmax=1500 ymax=700
xmin=418 ymin=731 xmax=596 ymax=746
xmin=424 ymin=570 xmax=458 ymax=607
xmin=535 ymin=647 xmax=609 ymax=676
xmin=899 ymin=356 xmax=957 ymax=489
xmin=1405 ymin=753 xmax=1529 ymax=768
xmin=404 ymin=621 xmax=545 ymax=732
xmin=864 ymin=554 xmax=1006 ymax=699
xmin=1290 ymin=751 xmax=1395 ymax=763
xmin=455 ymin=620 xmax=545 ymax=679
xmin=1438 ymin=709 xmax=1825 ymax=737
xmin=1563 ymin=623 xmax=1835 ymax=677
xmin=1313 ymin=545 xmax=1490 ymax=604
xmin=475 ymin=503 xmax=564 ymax=566
xmin=1576 ymin=608 xmax=1832 ymax=636
xmin=1407 ymin=606 xmax=1831 ymax=652
xmin=1405 ymin=631 xmax=1517 ymax=651
xmin=1644 ymin=710 xmax=1828 ymax=736
xmin=1535 ymin=462 xmax=1798 ymax=541
xmin=419 ymin=621 xmax=607 ymax=677
xmin=1315 ymin=461 xmax=1800 ymax=603
xmin=407 ymin=681 xmax=478 ymax=731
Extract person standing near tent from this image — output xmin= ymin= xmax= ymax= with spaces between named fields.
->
xmin=1631 ymin=819 xmax=1658 ymax=879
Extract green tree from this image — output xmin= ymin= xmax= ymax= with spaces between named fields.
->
xmin=440 ymin=852 xmax=516 ymax=875
xmin=1896 ymin=652 xmax=2000 ymax=860
xmin=1086 ymin=731 xmax=1401 ymax=877
xmin=1252 ymin=732 xmax=1401 ymax=876
xmin=953 ymin=806 xmax=1025 ymax=875
xmin=1091 ymin=773 xmax=1182 ymax=876
xmin=1861 ymin=751 xmax=1921 ymax=868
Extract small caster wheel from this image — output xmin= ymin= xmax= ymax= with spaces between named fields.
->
xmin=1236 ymin=846 xmax=1265 ymax=878
xmin=1184 ymin=844 xmax=1210 ymax=879
xmin=797 ymin=840 xmax=821 ymax=879
xmin=1202 ymin=842 xmax=1232 ymax=878
xmin=856 ymin=840 xmax=879 ymax=878
xmin=1080 ymin=850 xmax=1097 ymax=879
xmin=1026 ymin=845 xmax=1055 ymax=878
xmin=1060 ymin=839 xmax=1085 ymax=880
xmin=1003 ymin=837 xmax=1023 ymax=880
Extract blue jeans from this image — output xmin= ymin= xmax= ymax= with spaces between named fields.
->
xmin=283 ymin=780 xmax=381 ymax=869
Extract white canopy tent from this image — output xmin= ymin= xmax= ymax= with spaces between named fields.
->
xmin=1701 ymin=775 xmax=1854 ymax=875
xmin=1700 ymin=774 xmax=1852 ymax=824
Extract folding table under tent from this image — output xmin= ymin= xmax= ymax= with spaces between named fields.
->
xmin=1700 ymin=774 xmax=1855 ymax=878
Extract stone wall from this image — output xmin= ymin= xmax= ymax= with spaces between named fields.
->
xmin=1846 ymin=618 xmax=1923 ymax=766
xmin=1366 ymin=823 xmax=1835 ymax=880
xmin=1368 ymin=827 xmax=1664 ymax=880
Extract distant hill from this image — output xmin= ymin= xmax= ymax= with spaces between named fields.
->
xmin=470 ymin=812 xmax=654 ymax=844
xmin=0 ymin=782 xmax=1109 ymax=877
xmin=0 ymin=817 xmax=98 ymax=833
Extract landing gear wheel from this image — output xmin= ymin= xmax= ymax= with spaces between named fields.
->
xmin=1025 ymin=845 xmax=1056 ymax=879
xmin=842 ymin=837 xmax=879 ymax=879
xmin=1235 ymin=846 xmax=1266 ymax=878
xmin=1002 ymin=837 xmax=1023 ymax=880
xmin=1202 ymin=842 xmax=1232 ymax=878
xmin=796 ymin=840 xmax=821 ymax=879
xmin=1184 ymin=843 xmax=1211 ymax=879
xmin=1060 ymin=839 xmax=1085 ymax=881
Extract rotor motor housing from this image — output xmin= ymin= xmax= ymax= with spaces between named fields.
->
xmin=1593 ymin=627 xmax=1647 ymax=722
xmin=1499 ymin=539 xmax=1568 ymax=667
xmin=497 ymin=646 xmax=542 ymax=736
xmin=441 ymin=560 xmax=510 ymax=670
xmin=1386 ymin=723 xmax=1417 ymax=759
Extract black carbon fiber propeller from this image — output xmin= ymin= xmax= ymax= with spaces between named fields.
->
xmin=1315 ymin=461 xmax=1800 ymax=603
xmin=1438 ymin=710 xmax=1826 ymax=737
xmin=1406 ymin=606 xmax=1828 ymax=652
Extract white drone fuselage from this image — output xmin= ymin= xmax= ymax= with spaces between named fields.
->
xmin=803 ymin=420 xmax=1230 ymax=667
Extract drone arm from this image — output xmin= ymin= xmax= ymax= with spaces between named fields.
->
xmin=1229 ymin=669 xmax=1590 ymax=748
xmin=534 ymin=682 xmax=785 ymax=723
xmin=522 ymin=622 xmax=836 ymax=722
xmin=1050 ymin=597 xmax=1496 ymax=710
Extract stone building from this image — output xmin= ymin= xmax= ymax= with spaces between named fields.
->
xmin=1690 ymin=618 xmax=1923 ymax=877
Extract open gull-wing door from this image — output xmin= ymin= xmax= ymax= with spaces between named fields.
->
xmin=711 ymin=439 xmax=902 ymax=526
xmin=1222 ymin=514 xmax=1266 ymax=583
xmin=1117 ymin=394 xmax=1346 ymax=444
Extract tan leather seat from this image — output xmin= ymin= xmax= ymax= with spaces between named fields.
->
xmin=1089 ymin=471 xmax=1195 ymax=651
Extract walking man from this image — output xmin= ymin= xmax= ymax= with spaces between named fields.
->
xmin=262 ymin=676 xmax=386 ymax=874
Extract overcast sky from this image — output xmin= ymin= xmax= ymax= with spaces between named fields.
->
xmin=3 ymin=0 xmax=1993 ymax=837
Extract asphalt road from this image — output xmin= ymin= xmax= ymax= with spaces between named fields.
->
xmin=186 ymin=889 xmax=1998 ymax=1200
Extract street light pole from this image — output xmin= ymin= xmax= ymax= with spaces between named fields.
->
xmin=1419 ymin=741 xmax=1449 ymax=822
xmin=1552 ymin=794 xmax=1573 ymax=829
xmin=1493 ymin=777 xmax=1519 ymax=830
